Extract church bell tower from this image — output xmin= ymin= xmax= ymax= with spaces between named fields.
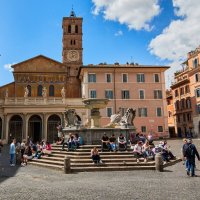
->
xmin=62 ymin=9 xmax=83 ymax=76
xmin=62 ymin=9 xmax=83 ymax=97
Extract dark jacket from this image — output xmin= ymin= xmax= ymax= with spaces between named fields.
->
xmin=183 ymin=143 xmax=200 ymax=163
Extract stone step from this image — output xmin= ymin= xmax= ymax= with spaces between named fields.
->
xmin=29 ymin=160 xmax=155 ymax=172
xmin=28 ymin=161 xmax=63 ymax=170
xmin=70 ymin=162 xmax=155 ymax=167
xmin=31 ymin=158 xmax=64 ymax=166
xmin=51 ymin=150 xmax=133 ymax=155
xmin=36 ymin=156 xmax=151 ymax=162
xmin=52 ymin=147 xmax=133 ymax=152
xmin=40 ymin=156 xmax=151 ymax=163
xmin=52 ymin=153 xmax=135 ymax=159
xmin=39 ymin=156 xmax=153 ymax=163
xmin=52 ymin=144 xmax=132 ymax=149
xmin=31 ymin=157 xmax=154 ymax=167
xmin=70 ymin=165 xmax=156 ymax=172
xmin=52 ymin=144 xmax=101 ymax=149
xmin=70 ymin=158 xmax=147 ymax=163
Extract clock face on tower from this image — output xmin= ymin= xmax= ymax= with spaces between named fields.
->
xmin=67 ymin=50 xmax=79 ymax=61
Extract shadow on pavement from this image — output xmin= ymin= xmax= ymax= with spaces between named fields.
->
xmin=0 ymin=145 xmax=20 ymax=184
xmin=163 ymin=169 xmax=173 ymax=172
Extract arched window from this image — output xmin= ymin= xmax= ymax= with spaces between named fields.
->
xmin=27 ymin=85 xmax=31 ymax=97
xmin=75 ymin=25 xmax=78 ymax=33
xmin=68 ymin=25 xmax=71 ymax=33
xmin=71 ymin=40 xmax=73 ymax=45
xmin=38 ymin=85 xmax=43 ymax=96
xmin=74 ymin=40 xmax=76 ymax=45
xmin=49 ymin=85 xmax=54 ymax=97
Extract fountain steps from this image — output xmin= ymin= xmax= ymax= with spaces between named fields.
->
xmin=28 ymin=144 xmax=181 ymax=172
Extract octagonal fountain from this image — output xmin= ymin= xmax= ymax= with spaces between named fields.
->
xmin=62 ymin=98 xmax=136 ymax=144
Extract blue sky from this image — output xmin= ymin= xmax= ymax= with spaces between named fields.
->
xmin=0 ymin=0 xmax=200 ymax=88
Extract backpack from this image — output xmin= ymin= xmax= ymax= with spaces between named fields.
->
xmin=185 ymin=144 xmax=194 ymax=157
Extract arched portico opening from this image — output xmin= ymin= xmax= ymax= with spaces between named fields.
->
xmin=199 ymin=121 xmax=200 ymax=135
xmin=47 ymin=114 xmax=61 ymax=143
xmin=0 ymin=117 xmax=2 ymax=139
xmin=28 ymin=115 xmax=42 ymax=143
xmin=9 ymin=115 xmax=23 ymax=143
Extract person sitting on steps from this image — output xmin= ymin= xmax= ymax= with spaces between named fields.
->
xmin=101 ymin=132 xmax=110 ymax=151
xmin=118 ymin=133 xmax=127 ymax=151
xmin=109 ymin=134 xmax=117 ymax=151
xmin=133 ymin=141 xmax=147 ymax=163
xmin=62 ymin=133 xmax=69 ymax=151
xmin=56 ymin=133 xmax=64 ymax=145
xmin=91 ymin=146 xmax=102 ymax=164
xmin=74 ymin=133 xmax=80 ymax=149
xmin=67 ymin=133 xmax=76 ymax=151
xmin=42 ymin=141 xmax=52 ymax=156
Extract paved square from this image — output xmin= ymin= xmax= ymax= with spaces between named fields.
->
xmin=1 ymin=139 xmax=200 ymax=200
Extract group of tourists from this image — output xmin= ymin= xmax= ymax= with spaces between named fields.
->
xmin=101 ymin=133 xmax=127 ymax=151
xmin=9 ymin=138 xmax=52 ymax=167
xmin=56 ymin=133 xmax=82 ymax=151
xmin=90 ymin=132 xmax=177 ymax=165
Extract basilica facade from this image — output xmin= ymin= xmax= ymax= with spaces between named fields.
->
xmin=0 ymin=10 xmax=169 ymax=143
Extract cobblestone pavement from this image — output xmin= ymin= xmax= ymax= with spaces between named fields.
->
xmin=1 ymin=139 xmax=200 ymax=200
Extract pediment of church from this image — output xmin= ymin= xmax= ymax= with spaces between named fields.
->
xmin=12 ymin=55 xmax=66 ymax=73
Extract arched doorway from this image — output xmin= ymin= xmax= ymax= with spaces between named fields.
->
xmin=47 ymin=115 xmax=61 ymax=143
xmin=29 ymin=115 xmax=42 ymax=142
xmin=9 ymin=115 xmax=23 ymax=143
xmin=0 ymin=117 xmax=2 ymax=139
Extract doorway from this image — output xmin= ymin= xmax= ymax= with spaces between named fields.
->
xmin=9 ymin=115 xmax=23 ymax=143
xmin=28 ymin=115 xmax=42 ymax=143
xmin=169 ymin=127 xmax=176 ymax=138
xmin=47 ymin=114 xmax=61 ymax=143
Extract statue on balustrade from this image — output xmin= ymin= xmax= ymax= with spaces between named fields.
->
xmin=5 ymin=88 xmax=8 ymax=98
xmin=42 ymin=87 xmax=47 ymax=98
xmin=61 ymin=87 xmax=66 ymax=98
xmin=24 ymin=87 xmax=29 ymax=98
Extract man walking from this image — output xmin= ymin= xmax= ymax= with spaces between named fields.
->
xmin=10 ymin=138 xmax=16 ymax=166
xmin=183 ymin=138 xmax=200 ymax=177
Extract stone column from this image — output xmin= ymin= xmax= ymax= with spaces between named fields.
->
xmin=1 ymin=115 xmax=5 ymax=140
xmin=61 ymin=113 xmax=65 ymax=127
xmin=3 ymin=114 xmax=9 ymax=143
xmin=43 ymin=113 xmax=48 ymax=141
xmin=23 ymin=113 xmax=28 ymax=140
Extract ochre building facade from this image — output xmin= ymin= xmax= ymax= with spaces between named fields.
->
xmin=169 ymin=46 xmax=200 ymax=137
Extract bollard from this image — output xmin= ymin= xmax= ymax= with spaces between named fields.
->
xmin=64 ymin=156 xmax=71 ymax=174
xmin=155 ymin=153 xmax=163 ymax=172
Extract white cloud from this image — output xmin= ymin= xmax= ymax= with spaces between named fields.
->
xmin=92 ymin=0 xmax=161 ymax=31
xmin=4 ymin=63 xmax=14 ymax=72
xmin=115 ymin=30 xmax=123 ymax=36
xmin=149 ymin=0 xmax=200 ymax=87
